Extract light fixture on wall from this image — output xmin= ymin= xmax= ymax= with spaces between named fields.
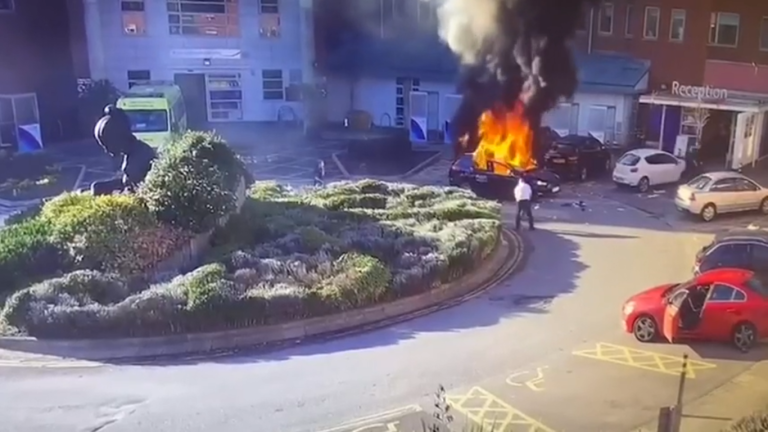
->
xmin=203 ymin=58 xmax=212 ymax=66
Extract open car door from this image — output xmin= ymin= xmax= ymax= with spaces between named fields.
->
xmin=662 ymin=289 xmax=688 ymax=343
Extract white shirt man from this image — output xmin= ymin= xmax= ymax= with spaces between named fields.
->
xmin=513 ymin=177 xmax=535 ymax=230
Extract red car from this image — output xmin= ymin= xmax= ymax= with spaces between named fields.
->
xmin=622 ymin=268 xmax=768 ymax=352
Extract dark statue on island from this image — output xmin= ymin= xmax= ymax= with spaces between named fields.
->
xmin=90 ymin=105 xmax=157 ymax=195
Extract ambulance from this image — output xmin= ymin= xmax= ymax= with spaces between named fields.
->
xmin=116 ymin=82 xmax=187 ymax=148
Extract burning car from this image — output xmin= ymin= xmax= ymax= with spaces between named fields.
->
xmin=449 ymin=153 xmax=561 ymax=199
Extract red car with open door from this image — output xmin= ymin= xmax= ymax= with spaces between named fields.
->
xmin=622 ymin=268 xmax=768 ymax=352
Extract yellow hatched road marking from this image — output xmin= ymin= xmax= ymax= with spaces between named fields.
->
xmin=447 ymin=386 xmax=555 ymax=432
xmin=572 ymin=342 xmax=717 ymax=378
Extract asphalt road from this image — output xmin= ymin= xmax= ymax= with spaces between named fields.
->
xmin=1 ymin=197 xmax=763 ymax=432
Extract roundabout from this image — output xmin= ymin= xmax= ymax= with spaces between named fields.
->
xmin=1 ymin=197 xmax=764 ymax=432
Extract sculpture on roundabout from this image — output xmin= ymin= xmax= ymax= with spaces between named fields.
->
xmin=90 ymin=105 xmax=157 ymax=195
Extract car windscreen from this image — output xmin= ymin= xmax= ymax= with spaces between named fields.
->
xmin=453 ymin=155 xmax=474 ymax=171
xmin=686 ymin=175 xmax=713 ymax=190
xmin=125 ymin=109 xmax=169 ymax=133
xmin=617 ymin=153 xmax=641 ymax=166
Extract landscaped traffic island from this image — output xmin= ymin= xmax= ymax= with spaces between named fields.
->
xmin=0 ymin=132 xmax=502 ymax=340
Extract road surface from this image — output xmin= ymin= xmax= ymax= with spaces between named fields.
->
xmin=1 ymin=197 xmax=761 ymax=432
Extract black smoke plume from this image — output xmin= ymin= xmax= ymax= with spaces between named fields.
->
xmin=438 ymin=0 xmax=601 ymax=157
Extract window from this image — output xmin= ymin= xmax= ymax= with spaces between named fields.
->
xmin=687 ymin=174 xmax=713 ymax=190
xmin=288 ymin=69 xmax=303 ymax=85
xmin=624 ymin=5 xmax=633 ymax=37
xmin=701 ymin=243 xmax=752 ymax=272
xmin=669 ymin=9 xmax=685 ymax=42
xmin=709 ymin=12 xmax=739 ymax=47
xmin=125 ymin=110 xmax=169 ymax=133
xmin=167 ymin=0 xmax=239 ymax=37
xmin=127 ymin=70 xmax=151 ymax=88
xmin=262 ymin=69 xmax=284 ymax=101
xmin=750 ymin=245 xmax=768 ymax=272
xmin=734 ymin=178 xmax=760 ymax=192
xmin=259 ymin=0 xmax=278 ymax=14
xmin=598 ymin=3 xmax=613 ymax=34
xmin=259 ymin=0 xmax=280 ymax=37
xmin=711 ymin=178 xmax=739 ymax=192
xmin=760 ymin=17 xmax=768 ymax=51
xmin=0 ymin=0 xmax=14 ymax=12
xmin=208 ymin=73 xmax=243 ymax=120
xmin=746 ymin=273 xmax=768 ymax=298
xmin=122 ymin=0 xmax=146 ymax=35
xmin=653 ymin=153 xmax=679 ymax=165
xmin=709 ymin=284 xmax=738 ymax=302
xmin=643 ymin=7 xmax=660 ymax=39
xmin=617 ymin=153 xmax=641 ymax=166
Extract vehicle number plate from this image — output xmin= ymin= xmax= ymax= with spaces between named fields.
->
xmin=552 ymin=186 xmax=560 ymax=193
xmin=475 ymin=175 xmax=488 ymax=183
xmin=551 ymin=158 xmax=565 ymax=163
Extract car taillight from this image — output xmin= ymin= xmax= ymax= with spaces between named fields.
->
xmin=629 ymin=168 xmax=638 ymax=173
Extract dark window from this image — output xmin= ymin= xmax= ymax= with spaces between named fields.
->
xmin=644 ymin=154 xmax=669 ymax=165
xmin=209 ymin=90 xmax=242 ymax=101
xmin=121 ymin=1 xmax=144 ymax=12
xmin=262 ymin=69 xmax=283 ymax=80
xmin=127 ymin=70 xmax=151 ymax=81
xmin=260 ymin=0 xmax=279 ymax=14
xmin=733 ymin=289 xmax=747 ymax=301
xmin=655 ymin=153 xmax=679 ymax=164
xmin=180 ymin=2 xmax=225 ymax=13
xmin=734 ymin=178 xmax=760 ymax=192
xmin=709 ymin=284 xmax=737 ymax=302
xmin=701 ymin=243 xmax=752 ymax=272
xmin=687 ymin=175 xmax=713 ymax=190
xmin=618 ymin=153 xmax=641 ymax=166
xmin=710 ymin=178 xmax=739 ymax=192
xmin=752 ymin=245 xmax=768 ymax=271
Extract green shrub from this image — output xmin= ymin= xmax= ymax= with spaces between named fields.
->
xmin=139 ymin=131 xmax=247 ymax=234
xmin=318 ymin=252 xmax=391 ymax=309
xmin=181 ymin=263 xmax=233 ymax=311
xmin=0 ymin=218 xmax=71 ymax=298
xmin=726 ymin=409 xmax=768 ymax=432
xmin=40 ymin=193 xmax=185 ymax=274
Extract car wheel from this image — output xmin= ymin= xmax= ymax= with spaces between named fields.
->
xmin=732 ymin=321 xmax=757 ymax=353
xmin=760 ymin=198 xmax=768 ymax=215
xmin=632 ymin=315 xmax=658 ymax=343
xmin=579 ymin=167 xmax=588 ymax=182
xmin=700 ymin=203 xmax=717 ymax=222
xmin=637 ymin=176 xmax=650 ymax=193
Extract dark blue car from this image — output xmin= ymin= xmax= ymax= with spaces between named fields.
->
xmin=448 ymin=154 xmax=562 ymax=200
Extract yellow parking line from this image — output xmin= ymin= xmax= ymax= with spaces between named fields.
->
xmin=572 ymin=342 xmax=717 ymax=378
xmin=447 ymin=386 xmax=555 ymax=432
xmin=316 ymin=405 xmax=422 ymax=432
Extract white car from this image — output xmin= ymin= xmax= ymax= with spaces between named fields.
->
xmin=675 ymin=171 xmax=768 ymax=222
xmin=612 ymin=148 xmax=686 ymax=193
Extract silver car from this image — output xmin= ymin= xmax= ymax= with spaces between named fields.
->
xmin=675 ymin=171 xmax=768 ymax=222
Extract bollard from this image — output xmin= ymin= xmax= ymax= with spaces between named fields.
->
xmin=671 ymin=354 xmax=689 ymax=432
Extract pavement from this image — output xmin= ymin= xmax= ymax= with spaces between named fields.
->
xmin=4 ymin=196 xmax=766 ymax=432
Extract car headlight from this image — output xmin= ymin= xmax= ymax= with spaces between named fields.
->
xmin=536 ymin=180 xmax=547 ymax=186
xmin=623 ymin=301 xmax=635 ymax=315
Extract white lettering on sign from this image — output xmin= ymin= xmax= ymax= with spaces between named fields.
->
xmin=671 ymin=81 xmax=728 ymax=100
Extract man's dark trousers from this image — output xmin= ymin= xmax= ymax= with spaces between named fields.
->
xmin=516 ymin=199 xmax=535 ymax=230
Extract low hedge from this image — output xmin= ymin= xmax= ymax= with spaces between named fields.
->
xmin=1 ymin=180 xmax=502 ymax=338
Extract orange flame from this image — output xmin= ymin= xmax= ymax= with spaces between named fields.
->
xmin=472 ymin=100 xmax=536 ymax=175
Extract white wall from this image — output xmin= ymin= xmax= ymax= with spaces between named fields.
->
xmin=572 ymin=92 xmax=630 ymax=142
xmin=83 ymin=0 xmax=307 ymax=122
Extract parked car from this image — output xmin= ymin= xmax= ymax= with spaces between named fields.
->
xmin=543 ymin=134 xmax=612 ymax=181
xmin=622 ymin=268 xmax=768 ymax=352
xmin=693 ymin=231 xmax=768 ymax=275
xmin=675 ymin=171 xmax=768 ymax=222
xmin=448 ymin=154 xmax=561 ymax=199
xmin=612 ymin=148 xmax=686 ymax=193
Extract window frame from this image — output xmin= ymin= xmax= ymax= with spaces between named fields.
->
xmin=709 ymin=12 xmax=740 ymax=48
xmin=624 ymin=5 xmax=633 ymax=38
xmin=643 ymin=7 xmax=660 ymax=40
xmin=760 ymin=16 xmax=768 ymax=51
xmin=127 ymin=70 xmax=151 ymax=89
xmin=262 ymin=69 xmax=285 ymax=101
xmin=669 ymin=9 xmax=686 ymax=42
xmin=707 ymin=283 xmax=747 ymax=303
xmin=598 ymin=2 xmax=614 ymax=35
xmin=166 ymin=0 xmax=240 ymax=38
